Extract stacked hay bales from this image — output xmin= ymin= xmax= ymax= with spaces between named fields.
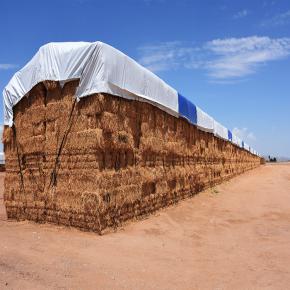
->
xmin=3 ymin=80 xmax=261 ymax=233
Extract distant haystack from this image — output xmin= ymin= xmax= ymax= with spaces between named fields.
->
xmin=2 ymin=42 xmax=261 ymax=233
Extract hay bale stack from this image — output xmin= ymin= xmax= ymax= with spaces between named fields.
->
xmin=3 ymin=80 xmax=261 ymax=233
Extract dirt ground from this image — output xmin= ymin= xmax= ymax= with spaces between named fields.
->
xmin=1 ymin=163 xmax=290 ymax=290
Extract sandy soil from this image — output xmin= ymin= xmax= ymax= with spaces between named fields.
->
xmin=0 ymin=163 xmax=290 ymax=290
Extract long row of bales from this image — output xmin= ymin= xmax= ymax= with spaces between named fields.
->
xmin=3 ymin=42 xmax=262 ymax=233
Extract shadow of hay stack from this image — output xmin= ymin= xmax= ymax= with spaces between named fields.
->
xmin=3 ymin=80 xmax=261 ymax=234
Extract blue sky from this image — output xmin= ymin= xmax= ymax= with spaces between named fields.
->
xmin=0 ymin=0 xmax=290 ymax=157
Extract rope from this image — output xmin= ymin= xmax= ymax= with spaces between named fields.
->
xmin=49 ymin=99 xmax=77 ymax=187
xmin=12 ymin=125 xmax=25 ymax=192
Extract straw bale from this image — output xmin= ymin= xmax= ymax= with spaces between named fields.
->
xmin=100 ymin=112 xmax=120 ymax=133
xmin=65 ymin=129 xmax=104 ymax=150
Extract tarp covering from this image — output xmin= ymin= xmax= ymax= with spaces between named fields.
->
xmin=3 ymin=42 xmax=178 ymax=127
xmin=232 ymin=134 xmax=243 ymax=147
xmin=178 ymin=93 xmax=197 ymax=125
xmin=228 ymin=130 xmax=233 ymax=141
xmin=196 ymin=106 xmax=214 ymax=132
xmin=244 ymin=143 xmax=250 ymax=151
xmin=213 ymin=120 xmax=228 ymax=140
xmin=2 ymin=41 xmax=259 ymax=156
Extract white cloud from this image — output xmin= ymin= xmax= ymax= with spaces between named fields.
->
xmin=232 ymin=127 xmax=256 ymax=142
xmin=138 ymin=36 xmax=290 ymax=80
xmin=205 ymin=36 xmax=290 ymax=79
xmin=261 ymin=10 xmax=290 ymax=26
xmin=138 ymin=41 xmax=199 ymax=72
xmin=0 ymin=64 xmax=17 ymax=70
xmin=233 ymin=9 xmax=249 ymax=19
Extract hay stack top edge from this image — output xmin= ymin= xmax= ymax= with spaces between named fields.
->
xmin=2 ymin=41 xmax=259 ymax=156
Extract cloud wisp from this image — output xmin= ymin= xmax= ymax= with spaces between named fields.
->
xmin=138 ymin=36 xmax=290 ymax=80
xmin=138 ymin=41 xmax=200 ymax=72
xmin=233 ymin=9 xmax=250 ymax=19
xmin=0 ymin=64 xmax=17 ymax=70
xmin=205 ymin=36 xmax=290 ymax=79
xmin=261 ymin=10 xmax=290 ymax=26
xmin=232 ymin=127 xmax=256 ymax=143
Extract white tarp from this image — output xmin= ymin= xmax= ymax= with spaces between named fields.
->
xmin=196 ymin=106 xmax=214 ymax=132
xmin=232 ymin=134 xmax=242 ymax=147
xmin=3 ymin=41 xmax=178 ymax=126
xmin=244 ymin=143 xmax=250 ymax=151
xmin=213 ymin=120 xmax=228 ymax=140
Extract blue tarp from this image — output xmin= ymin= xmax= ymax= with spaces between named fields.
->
xmin=228 ymin=130 xmax=232 ymax=141
xmin=178 ymin=93 xmax=197 ymax=125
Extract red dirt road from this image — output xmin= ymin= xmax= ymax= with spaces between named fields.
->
xmin=1 ymin=163 xmax=290 ymax=289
